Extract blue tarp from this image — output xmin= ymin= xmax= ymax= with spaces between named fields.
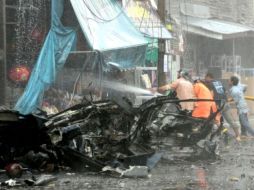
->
xmin=15 ymin=0 xmax=77 ymax=114
xmin=15 ymin=0 xmax=148 ymax=114
xmin=70 ymin=0 xmax=147 ymax=51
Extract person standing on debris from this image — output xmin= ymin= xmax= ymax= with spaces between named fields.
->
xmin=192 ymin=77 xmax=218 ymax=122
xmin=228 ymin=76 xmax=254 ymax=137
xmin=157 ymin=70 xmax=195 ymax=112
xmin=205 ymin=73 xmax=240 ymax=140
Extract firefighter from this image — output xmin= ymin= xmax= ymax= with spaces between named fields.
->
xmin=192 ymin=77 xmax=219 ymax=124
xmin=158 ymin=70 xmax=195 ymax=112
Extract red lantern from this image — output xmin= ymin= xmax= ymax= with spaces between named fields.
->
xmin=31 ymin=28 xmax=44 ymax=43
xmin=8 ymin=65 xmax=31 ymax=83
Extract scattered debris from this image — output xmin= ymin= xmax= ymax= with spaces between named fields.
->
xmin=229 ymin=176 xmax=240 ymax=182
xmin=1 ymin=179 xmax=22 ymax=187
xmin=23 ymin=175 xmax=57 ymax=186
xmin=102 ymin=165 xmax=149 ymax=178
xmin=34 ymin=175 xmax=57 ymax=186
xmin=4 ymin=163 xmax=23 ymax=178
xmin=121 ymin=166 xmax=149 ymax=178
xmin=66 ymin=173 xmax=75 ymax=176
xmin=0 ymin=95 xmax=223 ymax=186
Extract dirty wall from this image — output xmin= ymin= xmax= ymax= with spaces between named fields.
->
xmin=185 ymin=33 xmax=254 ymax=114
xmin=167 ymin=0 xmax=254 ymax=26
xmin=0 ymin=0 xmax=5 ymax=105
xmin=186 ymin=34 xmax=254 ymax=69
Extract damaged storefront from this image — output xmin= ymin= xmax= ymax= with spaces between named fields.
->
xmin=123 ymin=0 xmax=178 ymax=98
xmin=14 ymin=0 xmax=148 ymax=115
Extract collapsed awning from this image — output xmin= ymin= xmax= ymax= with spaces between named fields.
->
xmin=183 ymin=16 xmax=254 ymax=40
xmin=70 ymin=0 xmax=147 ymax=51
xmin=124 ymin=0 xmax=172 ymax=39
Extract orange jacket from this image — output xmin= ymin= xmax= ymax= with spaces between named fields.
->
xmin=192 ymin=82 xmax=217 ymax=119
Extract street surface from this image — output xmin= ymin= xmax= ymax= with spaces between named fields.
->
xmin=32 ymin=138 xmax=254 ymax=190
xmin=2 ymin=117 xmax=254 ymax=190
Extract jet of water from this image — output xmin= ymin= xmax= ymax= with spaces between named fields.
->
xmin=98 ymin=80 xmax=161 ymax=96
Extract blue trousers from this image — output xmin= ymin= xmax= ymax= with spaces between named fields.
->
xmin=239 ymin=113 xmax=254 ymax=136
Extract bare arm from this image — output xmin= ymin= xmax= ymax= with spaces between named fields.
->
xmin=158 ymin=84 xmax=171 ymax=92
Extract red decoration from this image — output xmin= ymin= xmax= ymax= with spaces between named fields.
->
xmin=8 ymin=65 xmax=31 ymax=83
xmin=31 ymin=28 xmax=44 ymax=43
xmin=4 ymin=163 xmax=23 ymax=178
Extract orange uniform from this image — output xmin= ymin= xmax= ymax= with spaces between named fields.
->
xmin=192 ymin=82 xmax=217 ymax=119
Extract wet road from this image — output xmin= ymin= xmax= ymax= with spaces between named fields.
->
xmin=7 ymin=135 xmax=252 ymax=190
xmin=43 ymin=138 xmax=254 ymax=190
xmin=2 ymin=117 xmax=254 ymax=190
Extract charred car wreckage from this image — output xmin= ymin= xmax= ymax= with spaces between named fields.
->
xmin=0 ymin=94 xmax=224 ymax=186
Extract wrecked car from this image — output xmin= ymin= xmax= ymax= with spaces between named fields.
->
xmin=0 ymin=95 xmax=223 ymax=179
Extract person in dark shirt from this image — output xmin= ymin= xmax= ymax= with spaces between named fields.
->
xmin=205 ymin=73 xmax=226 ymax=106
xmin=205 ymin=73 xmax=240 ymax=140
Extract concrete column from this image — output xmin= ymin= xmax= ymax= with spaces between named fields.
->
xmin=0 ymin=0 xmax=7 ymax=105
xmin=157 ymin=0 xmax=167 ymax=87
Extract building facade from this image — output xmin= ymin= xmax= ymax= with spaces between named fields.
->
xmin=167 ymin=0 xmax=254 ymax=72
xmin=167 ymin=0 xmax=254 ymax=26
xmin=0 ymin=0 xmax=50 ymax=106
xmin=167 ymin=0 xmax=254 ymax=113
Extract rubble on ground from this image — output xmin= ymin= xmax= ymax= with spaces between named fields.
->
xmin=0 ymin=96 xmax=223 ymax=187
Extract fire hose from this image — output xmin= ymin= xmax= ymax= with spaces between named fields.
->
xmin=228 ymin=96 xmax=254 ymax=102
xmin=245 ymin=96 xmax=254 ymax=101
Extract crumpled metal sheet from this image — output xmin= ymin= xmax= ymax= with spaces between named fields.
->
xmin=0 ymin=95 xmax=223 ymax=181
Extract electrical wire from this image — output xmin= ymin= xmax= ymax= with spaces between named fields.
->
xmin=181 ymin=0 xmax=193 ymax=71
xmin=77 ymin=0 xmax=132 ymax=51
xmin=177 ymin=0 xmax=188 ymax=68
xmin=68 ymin=51 xmax=98 ymax=106
xmin=148 ymin=1 xmax=157 ymax=66
xmin=138 ymin=1 xmax=146 ymax=30
xmin=183 ymin=0 xmax=190 ymax=55
xmin=82 ymin=0 xmax=131 ymax=23
xmin=67 ymin=50 xmax=106 ymax=106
